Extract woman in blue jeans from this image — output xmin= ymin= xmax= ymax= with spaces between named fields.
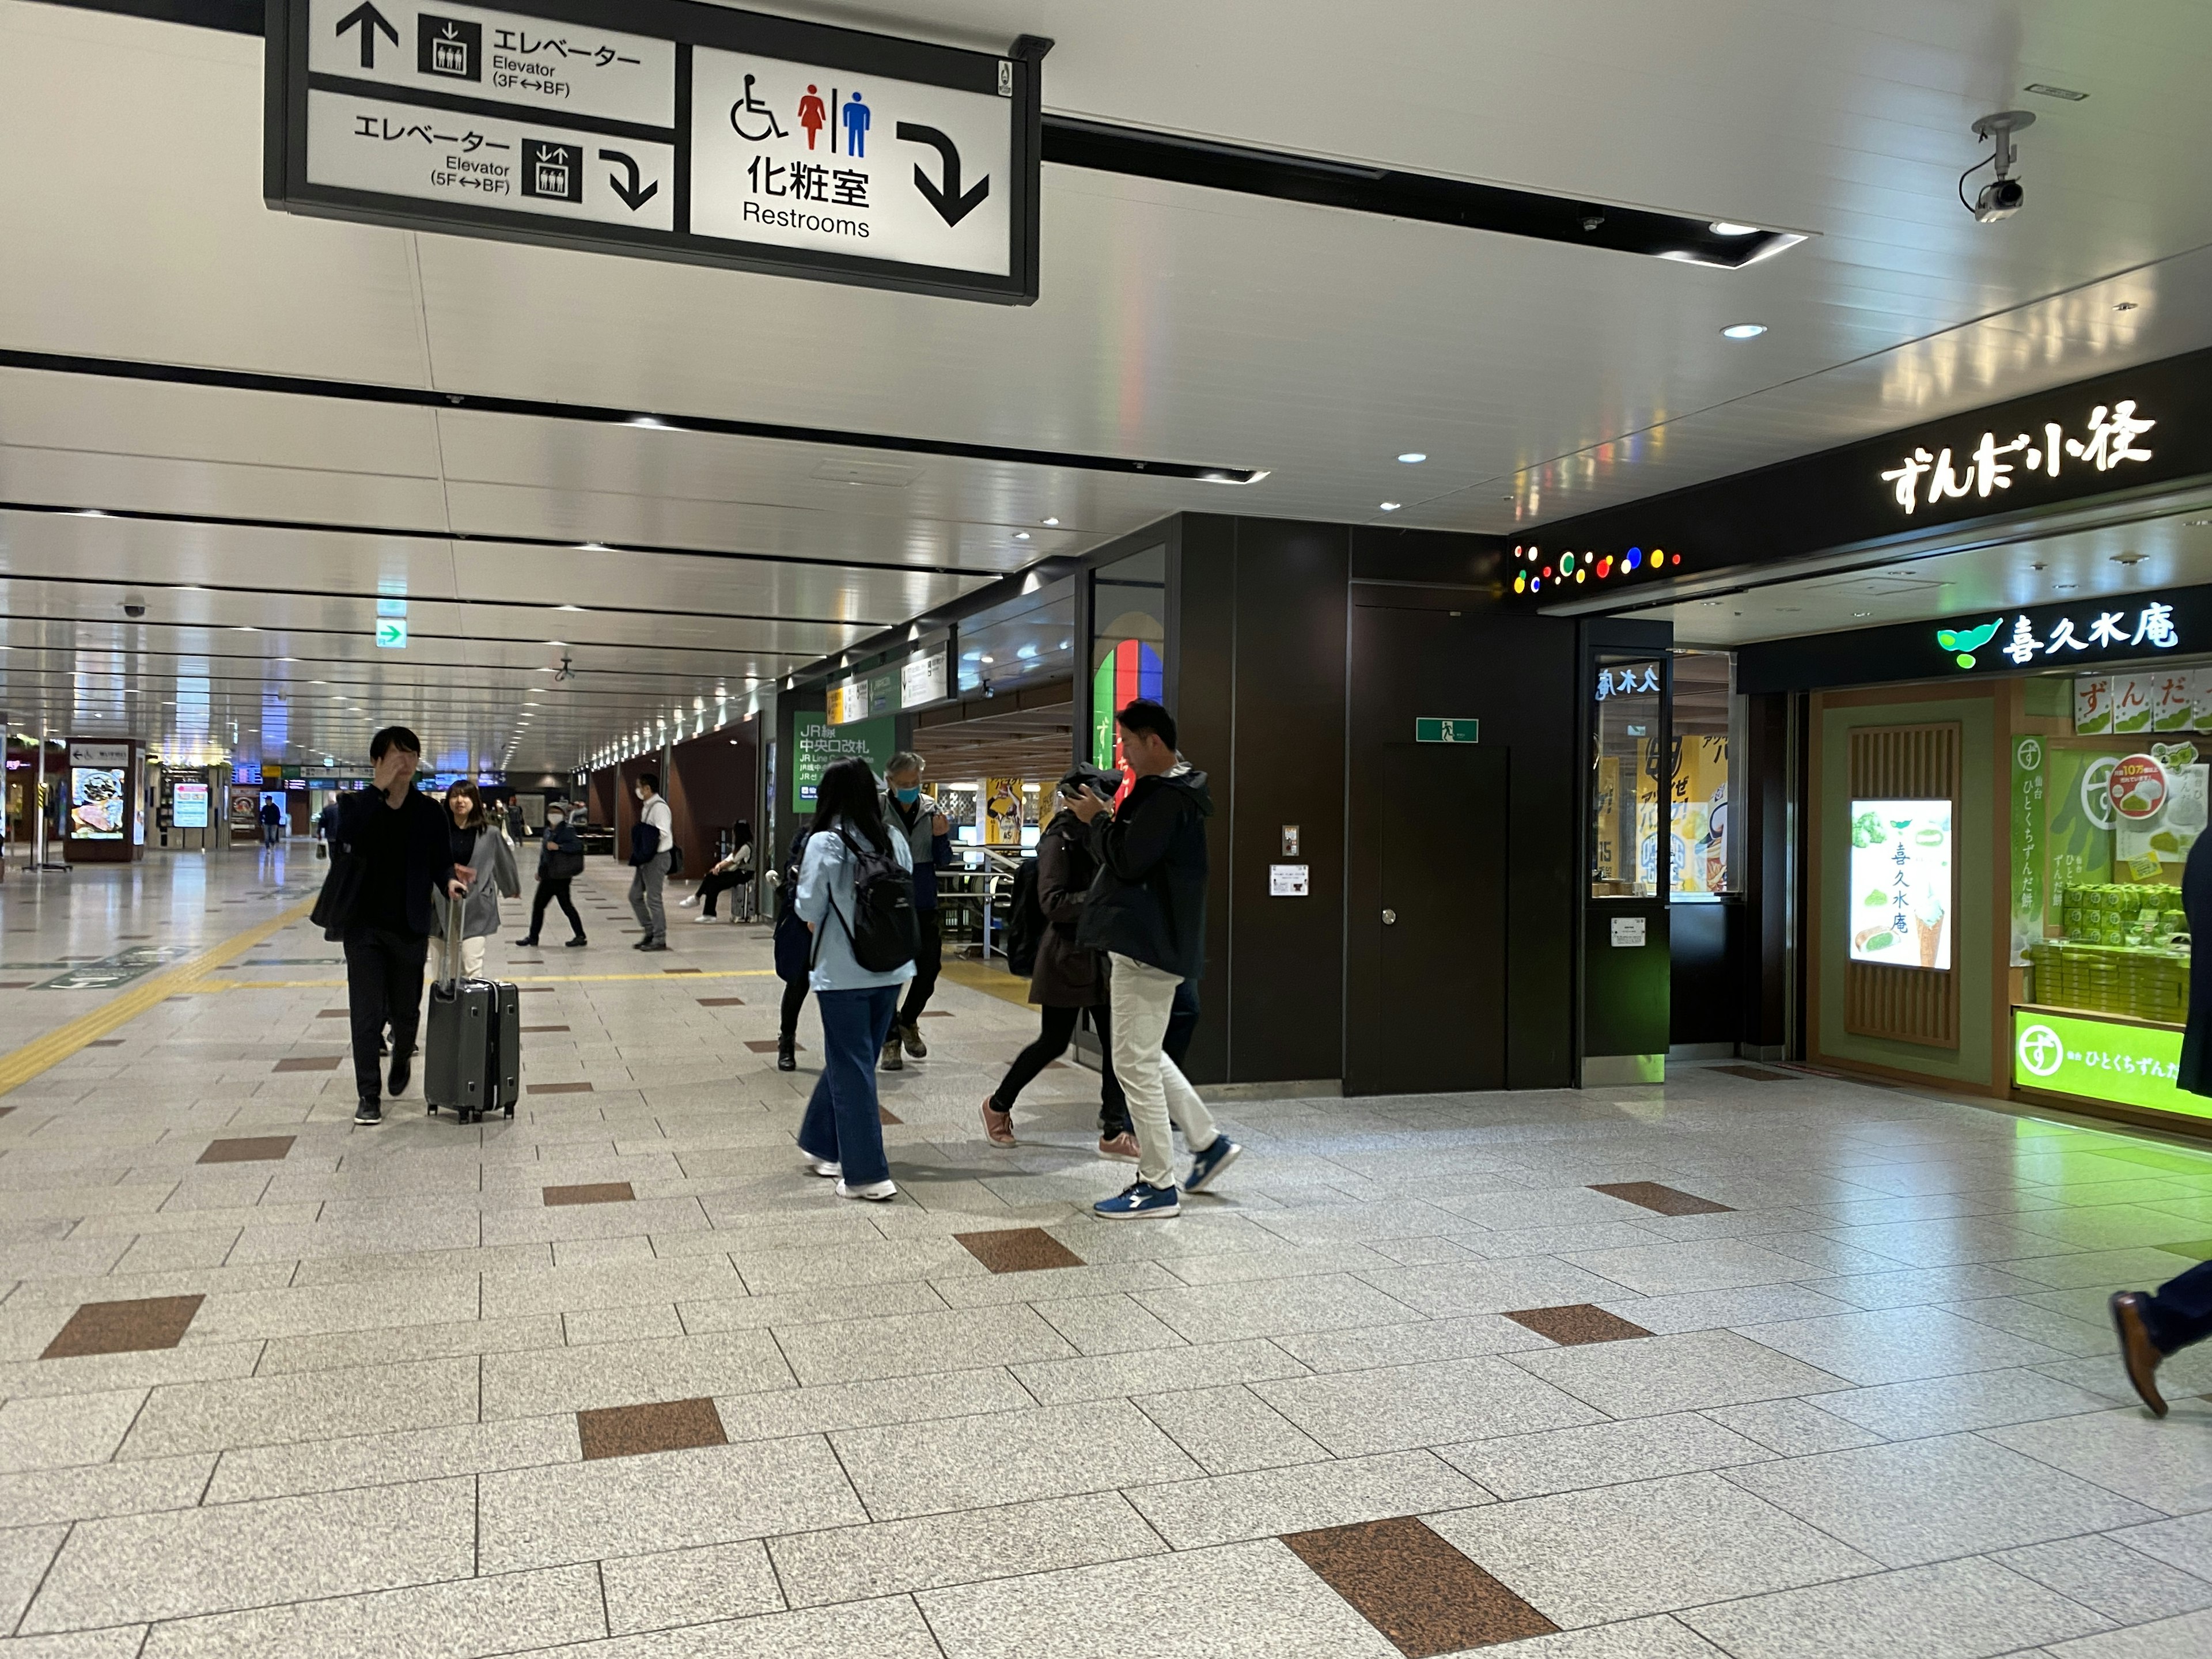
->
xmin=794 ymin=757 xmax=914 ymax=1201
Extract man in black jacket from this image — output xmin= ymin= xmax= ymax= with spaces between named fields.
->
xmin=1069 ymin=699 xmax=1241 ymax=1218
xmin=328 ymin=727 xmax=466 ymax=1126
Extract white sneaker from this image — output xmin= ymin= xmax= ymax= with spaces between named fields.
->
xmin=836 ymin=1178 xmax=897 ymax=1202
xmin=677 ymin=895 xmax=699 ymax=908
xmin=804 ymin=1156 xmax=840 ymax=1177
xmin=692 ymin=912 xmax=718 ymax=924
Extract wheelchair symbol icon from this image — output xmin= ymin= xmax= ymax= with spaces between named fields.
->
xmin=729 ymin=74 xmax=788 ymax=142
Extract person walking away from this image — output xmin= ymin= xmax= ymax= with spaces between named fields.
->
xmin=323 ymin=727 xmax=464 ymax=1126
xmin=315 ymin=797 xmax=339 ymax=859
xmin=628 ymin=772 xmax=674 ymax=951
xmin=503 ymin=797 xmax=526 ymax=843
xmin=1068 ymin=699 xmax=1241 ymax=1217
xmin=793 ymin=757 xmax=914 ymax=1200
xmin=771 ymin=824 xmax=813 ymax=1071
xmin=436 ymin=781 xmax=520 ymax=978
xmin=982 ymin=764 xmax=1135 ymax=1157
xmin=2109 ymin=824 xmax=2212 ymax=1414
xmin=259 ymin=796 xmax=282 ymax=848
xmin=517 ymin=801 xmax=588 ymax=947
xmin=880 ymin=753 xmax=953 ymax=1070
xmin=681 ymin=824 xmax=753 ymax=922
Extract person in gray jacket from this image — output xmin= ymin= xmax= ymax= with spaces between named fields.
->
xmin=879 ymin=752 xmax=953 ymax=1071
xmin=436 ymin=781 xmax=520 ymax=979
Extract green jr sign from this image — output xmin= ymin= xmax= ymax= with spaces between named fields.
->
xmin=2012 ymin=1008 xmax=2212 ymax=1123
xmin=1415 ymin=718 xmax=1480 ymax=744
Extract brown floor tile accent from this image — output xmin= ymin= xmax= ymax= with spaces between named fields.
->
xmin=199 ymin=1135 xmax=296 ymax=1165
xmin=528 ymin=1081 xmax=594 ymax=1094
xmin=744 ymin=1039 xmax=794 ymax=1054
xmin=1283 ymin=1516 xmax=1558 ymax=1655
xmin=520 ymin=986 xmax=552 ymax=994
xmin=316 ymin=1008 xmax=348 ymax=1017
xmin=88 ymin=1039 xmax=124 ymax=1048
xmin=544 ymin=1181 xmax=635 ymax=1206
xmin=272 ymin=1054 xmax=343 ymax=1073
xmin=116 ymin=933 xmax=152 ymax=939
xmin=577 ymin=1396 xmax=726 ymax=1461
xmin=955 ymin=1227 xmax=1085 ymax=1274
xmin=522 ymin=1024 xmax=570 ymax=1033
xmin=662 ymin=967 xmax=702 ymax=975
xmin=879 ymin=1106 xmax=902 ymax=1125
xmin=1590 ymin=1180 xmax=1733 ymax=1217
xmin=0 ymin=1105 xmax=14 ymax=1118
xmin=698 ymin=997 xmax=745 ymax=1007
xmin=41 ymin=1294 xmax=206 ymax=1360
xmin=920 ymin=1010 xmax=953 ymax=1018
xmin=0 ymin=982 xmax=31 ymax=989
xmin=1711 ymin=1063 xmax=1792 ymax=1081
xmin=1504 ymin=1304 xmax=1654 ymax=1346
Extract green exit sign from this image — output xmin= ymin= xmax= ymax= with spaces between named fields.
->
xmin=375 ymin=619 xmax=408 ymax=650
xmin=1415 ymin=718 xmax=1479 ymax=744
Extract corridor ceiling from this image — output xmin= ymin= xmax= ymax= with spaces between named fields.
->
xmin=4 ymin=0 xmax=2212 ymax=770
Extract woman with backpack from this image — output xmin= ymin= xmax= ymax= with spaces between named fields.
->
xmin=792 ymin=757 xmax=916 ymax=1200
xmin=981 ymin=766 xmax=1136 ymax=1158
xmin=516 ymin=801 xmax=588 ymax=948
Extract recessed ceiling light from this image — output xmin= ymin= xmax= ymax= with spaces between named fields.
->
xmin=1378 ymin=502 xmax=1402 ymax=512
xmin=627 ymin=415 xmax=669 ymax=429
xmin=1013 ymin=532 xmax=1031 ymax=540
xmin=2024 ymin=82 xmax=2088 ymax=101
xmin=556 ymin=604 xmax=586 ymax=612
xmin=1721 ymin=323 xmax=1767 ymax=340
xmin=1709 ymin=221 xmax=1760 ymax=236
xmin=1852 ymin=611 xmax=1873 ymax=618
xmin=1397 ymin=452 xmax=1427 ymax=464
xmin=1041 ymin=517 xmax=1059 ymax=527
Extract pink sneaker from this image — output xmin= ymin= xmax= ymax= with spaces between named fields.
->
xmin=981 ymin=1097 xmax=1017 ymax=1147
xmin=1097 ymin=1131 xmax=1140 ymax=1162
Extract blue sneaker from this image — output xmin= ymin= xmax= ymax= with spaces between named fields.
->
xmin=1185 ymin=1135 xmax=1242 ymax=1193
xmin=1094 ymin=1180 xmax=1180 ymax=1219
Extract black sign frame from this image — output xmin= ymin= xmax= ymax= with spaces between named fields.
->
xmin=264 ymin=0 xmax=1045 ymax=304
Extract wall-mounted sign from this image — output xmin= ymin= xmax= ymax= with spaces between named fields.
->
xmin=376 ymin=618 xmax=410 ymax=649
xmin=1414 ymin=717 xmax=1480 ymax=743
xmin=1268 ymin=863 xmax=1309 ymax=897
xmin=790 ymin=711 xmax=890 ymax=810
xmin=2108 ymin=753 xmax=2169 ymax=820
xmin=267 ymin=0 xmax=1045 ymax=304
xmin=2013 ymin=1009 xmax=2211 ymax=1123
xmin=901 ymin=644 xmax=949 ymax=710
xmin=1608 ymin=915 xmax=1647 ymax=948
xmin=827 ymin=675 xmax=869 ymax=725
xmin=1849 ymin=799 xmax=1952 ymax=969
xmin=69 ymin=743 xmax=129 ymax=768
xmin=171 ymin=782 xmax=211 ymax=830
xmin=1940 ymin=601 xmax=2177 ymax=671
xmin=1881 ymin=400 xmax=2156 ymax=517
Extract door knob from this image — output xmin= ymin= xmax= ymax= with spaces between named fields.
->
xmin=1382 ymin=908 xmax=1397 ymax=926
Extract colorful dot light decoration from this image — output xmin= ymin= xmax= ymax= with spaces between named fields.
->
xmin=1511 ymin=542 xmax=1674 ymax=593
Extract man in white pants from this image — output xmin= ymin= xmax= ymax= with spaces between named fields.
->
xmin=1067 ymin=699 xmax=1241 ymax=1218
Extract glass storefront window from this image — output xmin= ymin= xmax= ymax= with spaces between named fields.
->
xmin=1090 ymin=544 xmax=1167 ymax=788
xmin=1671 ymin=650 xmax=1739 ymax=896
xmin=1591 ymin=656 xmax=1664 ymax=897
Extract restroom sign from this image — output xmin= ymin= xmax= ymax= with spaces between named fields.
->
xmin=267 ymin=0 xmax=1046 ymax=304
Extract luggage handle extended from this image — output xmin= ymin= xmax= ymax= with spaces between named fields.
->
xmin=445 ymin=888 xmax=465 ymax=991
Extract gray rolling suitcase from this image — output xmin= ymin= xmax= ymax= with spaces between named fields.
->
xmin=425 ymin=896 xmax=521 ymax=1122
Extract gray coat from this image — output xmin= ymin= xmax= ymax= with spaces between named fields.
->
xmin=1029 ymin=814 xmax=1106 ymax=1007
xmin=436 ymin=825 xmax=521 ymax=942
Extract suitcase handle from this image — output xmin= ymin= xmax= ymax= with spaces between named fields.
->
xmin=446 ymin=888 xmax=464 ymax=990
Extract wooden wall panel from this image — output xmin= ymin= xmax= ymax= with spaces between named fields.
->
xmin=1843 ymin=722 xmax=1960 ymax=1047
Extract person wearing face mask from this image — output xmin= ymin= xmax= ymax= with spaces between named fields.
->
xmin=878 ymin=752 xmax=953 ymax=1070
xmin=627 ymin=771 xmax=675 ymax=952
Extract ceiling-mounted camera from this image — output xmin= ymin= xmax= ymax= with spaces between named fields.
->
xmin=121 ymin=591 xmax=147 ymax=619
xmin=1963 ymin=110 xmax=2034 ymax=222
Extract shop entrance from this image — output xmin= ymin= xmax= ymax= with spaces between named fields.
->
xmin=1371 ymin=744 xmax=1508 ymax=1094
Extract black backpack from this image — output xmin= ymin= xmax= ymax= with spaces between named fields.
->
xmin=1005 ymin=857 xmax=1043 ymax=976
xmin=816 ymin=826 xmax=919 ymax=973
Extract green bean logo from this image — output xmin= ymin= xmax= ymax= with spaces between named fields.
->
xmin=1934 ymin=618 xmax=2002 ymax=669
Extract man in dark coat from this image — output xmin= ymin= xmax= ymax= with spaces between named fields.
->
xmin=1067 ymin=699 xmax=1241 ymax=1218
xmin=324 ymin=727 xmax=465 ymax=1126
xmin=2109 ymin=829 xmax=2212 ymax=1414
xmin=981 ymin=766 xmax=1132 ymax=1157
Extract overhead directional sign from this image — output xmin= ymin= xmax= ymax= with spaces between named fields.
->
xmin=267 ymin=0 xmax=1047 ymax=303
xmin=376 ymin=618 xmax=410 ymax=649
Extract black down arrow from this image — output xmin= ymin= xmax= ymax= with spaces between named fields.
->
xmin=896 ymin=122 xmax=990 ymax=226
xmin=599 ymin=150 xmax=658 ymax=211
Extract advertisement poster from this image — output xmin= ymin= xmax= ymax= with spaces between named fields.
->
xmin=2010 ymin=736 xmax=2044 ymax=965
xmin=228 ymin=785 xmax=262 ymax=843
xmin=172 ymin=782 xmax=210 ymax=830
xmin=2013 ymin=1010 xmax=2211 ymax=1123
xmin=790 ymin=712 xmax=892 ymax=812
xmin=1849 ymin=798 xmax=1952 ymax=968
xmin=2115 ymin=749 xmax=2207 ymax=873
xmin=68 ymin=767 xmax=126 ymax=839
xmin=983 ymin=777 xmax=1024 ymax=846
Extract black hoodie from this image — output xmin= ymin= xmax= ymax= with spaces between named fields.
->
xmin=1077 ymin=764 xmax=1214 ymax=981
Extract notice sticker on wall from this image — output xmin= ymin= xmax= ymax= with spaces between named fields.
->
xmin=1609 ymin=915 xmax=1647 ymax=947
xmin=1269 ymin=863 xmax=1309 ymax=897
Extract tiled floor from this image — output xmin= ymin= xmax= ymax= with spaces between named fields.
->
xmin=3 ymin=852 xmax=2212 ymax=1656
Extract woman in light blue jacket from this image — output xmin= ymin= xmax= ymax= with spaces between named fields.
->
xmin=794 ymin=757 xmax=915 ymax=1200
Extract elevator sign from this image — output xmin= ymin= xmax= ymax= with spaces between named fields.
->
xmin=266 ymin=0 xmax=1046 ymax=304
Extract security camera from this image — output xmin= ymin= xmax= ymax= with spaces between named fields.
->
xmin=1964 ymin=110 xmax=2033 ymax=222
xmin=122 ymin=592 xmax=147 ymax=619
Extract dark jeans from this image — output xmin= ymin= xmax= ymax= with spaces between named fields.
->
xmin=2141 ymin=1257 xmax=2212 ymax=1354
xmin=527 ymin=878 xmax=584 ymax=941
xmin=1166 ymin=978 xmax=1199 ymax=1069
xmin=779 ymin=976 xmax=809 ymax=1046
xmin=997 ymin=1003 xmax=1130 ymax=1136
xmin=797 ymin=984 xmax=899 ymax=1185
xmin=342 ymin=926 xmax=429 ymax=1100
xmin=696 ymin=870 xmax=744 ymax=917
xmin=896 ymin=908 xmax=942 ymax=1027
